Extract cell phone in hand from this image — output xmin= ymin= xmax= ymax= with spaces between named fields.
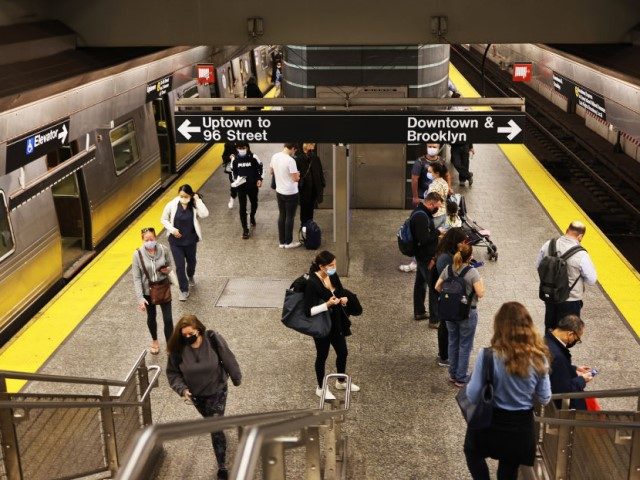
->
xmin=590 ymin=368 xmax=598 ymax=376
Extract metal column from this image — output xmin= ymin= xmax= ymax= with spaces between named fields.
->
xmin=332 ymin=144 xmax=350 ymax=276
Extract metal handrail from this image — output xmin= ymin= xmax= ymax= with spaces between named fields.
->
xmin=550 ymin=387 xmax=640 ymax=400
xmin=535 ymin=417 xmax=640 ymax=429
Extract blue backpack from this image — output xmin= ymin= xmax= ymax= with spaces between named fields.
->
xmin=397 ymin=209 xmax=428 ymax=257
xmin=438 ymin=265 xmax=474 ymax=322
xmin=300 ymin=220 xmax=321 ymax=250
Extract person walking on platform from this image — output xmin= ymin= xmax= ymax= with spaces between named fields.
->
xmin=221 ymin=142 xmax=237 ymax=209
xmin=270 ymin=144 xmax=301 ymax=248
xmin=464 ymin=302 xmax=551 ymax=480
xmin=132 ymin=227 xmax=174 ymax=355
xmin=167 ymin=315 xmax=242 ymax=480
xmin=433 ymin=228 xmax=469 ymax=367
xmin=304 ymin=251 xmax=361 ymax=399
xmin=412 ymin=192 xmax=444 ymax=325
xmin=536 ymin=221 xmax=597 ymax=330
xmin=244 ymin=76 xmax=263 ymax=111
xmin=450 ymin=92 xmax=475 ymax=186
xmin=295 ymin=142 xmax=326 ymax=225
xmin=230 ymin=141 xmax=263 ymax=239
xmin=545 ymin=315 xmax=593 ymax=410
xmin=435 ymin=243 xmax=484 ymax=386
xmin=161 ymin=184 xmax=209 ymax=301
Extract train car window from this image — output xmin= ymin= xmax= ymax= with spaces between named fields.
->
xmin=183 ymin=85 xmax=199 ymax=99
xmin=110 ymin=120 xmax=140 ymax=175
xmin=0 ymin=191 xmax=15 ymax=262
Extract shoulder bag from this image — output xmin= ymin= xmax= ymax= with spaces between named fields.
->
xmin=455 ymin=348 xmax=494 ymax=429
xmin=281 ymin=277 xmax=331 ymax=338
xmin=137 ymin=248 xmax=172 ymax=305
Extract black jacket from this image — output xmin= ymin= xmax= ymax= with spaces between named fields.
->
xmin=545 ymin=331 xmax=587 ymax=410
xmin=410 ymin=203 xmax=438 ymax=262
xmin=295 ymin=151 xmax=326 ymax=204
xmin=231 ymin=152 xmax=263 ymax=188
xmin=304 ymin=272 xmax=352 ymax=337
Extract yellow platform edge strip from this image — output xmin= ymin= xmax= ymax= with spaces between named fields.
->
xmin=448 ymin=63 xmax=640 ymax=336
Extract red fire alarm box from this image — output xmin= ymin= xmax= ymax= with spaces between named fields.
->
xmin=512 ymin=63 xmax=532 ymax=82
xmin=197 ymin=64 xmax=215 ymax=85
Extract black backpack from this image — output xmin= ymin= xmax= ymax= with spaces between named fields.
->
xmin=538 ymin=238 xmax=585 ymax=303
xmin=300 ymin=220 xmax=321 ymax=250
xmin=438 ymin=265 xmax=473 ymax=322
xmin=397 ymin=209 xmax=428 ymax=257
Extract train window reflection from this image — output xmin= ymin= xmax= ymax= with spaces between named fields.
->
xmin=0 ymin=191 xmax=15 ymax=262
xmin=110 ymin=120 xmax=140 ymax=175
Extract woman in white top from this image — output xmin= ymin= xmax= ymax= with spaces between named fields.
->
xmin=161 ymin=184 xmax=209 ymax=301
xmin=426 ymin=161 xmax=451 ymax=230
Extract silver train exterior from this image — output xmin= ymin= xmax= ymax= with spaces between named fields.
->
xmin=0 ymin=44 xmax=276 ymax=337
xmin=466 ymin=43 xmax=640 ymax=162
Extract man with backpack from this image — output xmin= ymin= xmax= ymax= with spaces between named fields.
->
xmin=536 ymin=221 xmax=597 ymax=330
xmin=411 ymin=192 xmax=444 ymax=324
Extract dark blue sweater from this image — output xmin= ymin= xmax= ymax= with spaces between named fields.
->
xmin=545 ymin=331 xmax=587 ymax=410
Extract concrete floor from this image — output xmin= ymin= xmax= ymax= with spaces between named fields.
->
xmin=30 ymin=143 xmax=640 ymax=479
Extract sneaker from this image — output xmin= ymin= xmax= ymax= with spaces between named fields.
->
xmin=399 ymin=264 xmax=411 ymax=272
xmin=250 ymin=216 xmax=256 ymax=226
xmin=217 ymin=468 xmax=229 ymax=480
xmin=448 ymin=376 xmax=457 ymax=384
xmin=188 ymin=276 xmax=195 ymax=287
xmin=454 ymin=380 xmax=467 ymax=388
xmin=399 ymin=261 xmax=417 ymax=272
xmin=178 ymin=291 xmax=189 ymax=301
xmin=468 ymin=172 xmax=474 ymax=187
xmin=227 ymin=197 xmax=234 ymax=209
xmin=335 ymin=380 xmax=360 ymax=392
xmin=428 ymin=321 xmax=440 ymax=329
xmin=414 ymin=313 xmax=429 ymax=321
xmin=242 ymin=230 xmax=250 ymax=239
xmin=315 ymin=387 xmax=336 ymax=401
xmin=284 ymin=242 xmax=301 ymax=249
xmin=278 ymin=244 xmax=286 ymax=248
xmin=437 ymin=357 xmax=449 ymax=367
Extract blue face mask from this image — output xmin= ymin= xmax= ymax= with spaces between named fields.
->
xmin=326 ymin=268 xmax=336 ymax=276
xmin=144 ymin=240 xmax=157 ymax=250
xmin=237 ymin=149 xmax=247 ymax=157
xmin=426 ymin=172 xmax=434 ymax=180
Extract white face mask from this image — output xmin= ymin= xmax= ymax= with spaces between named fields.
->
xmin=237 ymin=149 xmax=247 ymax=156
xmin=179 ymin=197 xmax=190 ymax=205
xmin=427 ymin=147 xmax=439 ymax=157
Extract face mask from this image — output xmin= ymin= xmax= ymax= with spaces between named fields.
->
xmin=237 ymin=149 xmax=247 ymax=156
xmin=179 ymin=197 xmax=191 ymax=205
xmin=326 ymin=267 xmax=336 ymax=276
xmin=144 ymin=240 xmax=157 ymax=249
xmin=426 ymin=172 xmax=434 ymax=180
xmin=427 ymin=147 xmax=438 ymax=157
xmin=183 ymin=333 xmax=198 ymax=345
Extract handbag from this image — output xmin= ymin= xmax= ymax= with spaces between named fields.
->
xmin=137 ymin=248 xmax=172 ymax=305
xmin=455 ymin=348 xmax=494 ymax=429
xmin=270 ymin=175 xmax=276 ymax=190
xmin=281 ymin=288 xmax=331 ymax=338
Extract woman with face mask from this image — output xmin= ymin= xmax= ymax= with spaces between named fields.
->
xmin=304 ymin=250 xmax=361 ymax=399
xmin=166 ymin=315 xmax=242 ymax=480
xmin=426 ymin=161 xmax=451 ymax=230
xmin=132 ymin=227 xmax=174 ymax=354
xmin=161 ymin=184 xmax=209 ymax=301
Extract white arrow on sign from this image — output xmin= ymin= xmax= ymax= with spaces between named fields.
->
xmin=497 ymin=119 xmax=522 ymax=141
xmin=177 ymin=119 xmax=201 ymax=140
xmin=57 ymin=124 xmax=68 ymax=144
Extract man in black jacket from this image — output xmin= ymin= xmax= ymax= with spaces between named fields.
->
xmin=411 ymin=192 xmax=444 ymax=323
xmin=295 ymin=143 xmax=326 ymax=224
xmin=545 ymin=315 xmax=593 ymax=410
xmin=230 ymin=142 xmax=263 ymax=239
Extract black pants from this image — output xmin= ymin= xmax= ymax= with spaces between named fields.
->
xmin=170 ymin=243 xmax=197 ymax=293
xmin=544 ymin=300 xmax=583 ymax=330
xmin=238 ymin=186 xmax=259 ymax=231
xmin=192 ymin=387 xmax=228 ymax=468
xmin=143 ymin=295 xmax=173 ymax=341
xmin=226 ymin=171 xmax=237 ymax=198
xmin=451 ymin=145 xmax=471 ymax=182
xmin=465 ymin=453 xmax=519 ymax=480
xmin=300 ymin=198 xmax=315 ymax=224
xmin=413 ymin=261 xmax=437 ymax=318
xmin=277 ymin=192 xmax=298 ymax=245
xmin=313 ymin=332 xmax=348 ymax=387
xmin=438 ymin=319 xmax=449 ymax=360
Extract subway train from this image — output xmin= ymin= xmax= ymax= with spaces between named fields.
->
xmin=0 ymin=43 xmax=279 ymax=341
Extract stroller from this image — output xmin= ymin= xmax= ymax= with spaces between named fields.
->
xmin=448 ymin=193 xmax=498 ymax=261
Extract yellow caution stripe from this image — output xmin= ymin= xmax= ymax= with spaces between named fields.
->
xmin=449 ymin=63 xmax=640 ymax=337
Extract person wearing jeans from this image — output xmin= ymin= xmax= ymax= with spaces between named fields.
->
xmin=435 ymin=243 xmax=484 ymax=386
xmin=270 ymin=144 xmax=301 ymax=248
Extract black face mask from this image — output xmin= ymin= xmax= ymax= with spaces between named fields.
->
xmin=566 ymin=340 xmax=577 ymax=349
xmin=183 ymin=334 xmax=198 ymax=345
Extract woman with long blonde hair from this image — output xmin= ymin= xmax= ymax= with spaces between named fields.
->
xmin=463 ymin=302 xmax=551 ymax=480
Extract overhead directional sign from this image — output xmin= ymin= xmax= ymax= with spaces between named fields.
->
xmin=174 ymin=111 xmax=525 ymax=144
xmin=6 ymin=118 xmax=70 ymax=174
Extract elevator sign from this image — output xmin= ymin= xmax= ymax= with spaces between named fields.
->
xmin=5 ymin=118 xmax=70 ymax=174
xmin=174 ymin=111 xmax=525 ymax=144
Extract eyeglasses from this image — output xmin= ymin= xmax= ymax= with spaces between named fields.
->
xmin=572 ymin=331 xmax=583 ymax=344
xmin=141 ymin=227 xmax=156 ymax=234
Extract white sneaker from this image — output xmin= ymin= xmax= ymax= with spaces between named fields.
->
xmin=335 ymin=380 xmax=360 ymax=392
xmin=315 ymin=387 xmax=336 ymax=400
xmin=179 ymin=291 xmax=189 ymax=301
xmin=408 ymin=261 xmax=417 ymax=272
xmin=278 ymin=244 xmax=286 ymax=249
xmin=188 ymin=277 xmax=195 ymax=287
xmin=399 ymin=264 xmax=411 ymax=272
xmin=228 ymin=197 xmax=234 ymax=209
xmin=285 ymin=242 xmax=301 ymax=249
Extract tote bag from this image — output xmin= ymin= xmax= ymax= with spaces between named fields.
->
xmin=281 ymin=289 xmax=331 ymax=338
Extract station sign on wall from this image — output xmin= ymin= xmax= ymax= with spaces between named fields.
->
xmin=146 ymin=75 xmax=173 ymax=102
xmin=196 ymin=64 xmax=215 ymax=85
xmin=512 ymin=62 xmax=532 ymax=82
xmin=5 ymin=118 xmax=70 ymax=174
xmin=553 ymin=71 xmax=606 ymax=121
xmin=174 ymin=111 xmax=526 ymax=144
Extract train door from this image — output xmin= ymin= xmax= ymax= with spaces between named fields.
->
xmin=46 ymin=142 xmax=92 ymax=273
xmin=231 ymin=57 xmax=245 ymax=98
xmin=152 ymin=96 xmax=175 ymax=178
